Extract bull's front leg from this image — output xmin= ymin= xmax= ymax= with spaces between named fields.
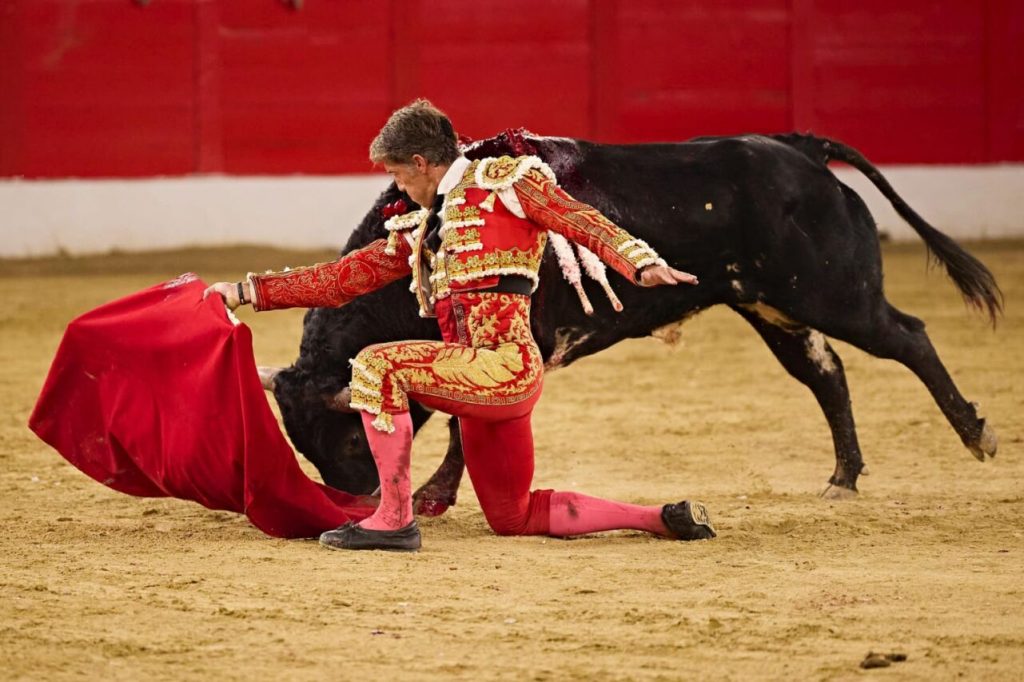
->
xmin=413 ymin=417 xmax=465 ymax=517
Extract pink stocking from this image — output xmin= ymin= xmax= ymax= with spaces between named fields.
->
xmin=548 ymin=492 xmax=670 ymax=538
xmin=357 ymin=411 xmax=414 ymax=531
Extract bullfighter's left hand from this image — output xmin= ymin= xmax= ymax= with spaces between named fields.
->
xmin=638 ymin=265 xmax=698 ymax=287
xmin=203 ymin=281 xmax=247 ymax=310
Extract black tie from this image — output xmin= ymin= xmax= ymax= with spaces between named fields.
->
xmin=424 ymin=193 xmax=445 ymax=254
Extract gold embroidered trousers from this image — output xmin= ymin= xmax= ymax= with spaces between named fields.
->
xmin=349 ymin=292 xmax=544 ymax=432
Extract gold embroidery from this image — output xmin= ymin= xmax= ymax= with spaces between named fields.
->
xmin=442 ymin=226 xmax=483 ymax=253
xmin=513 ymin=171 xmax=662 ymax=274
xmin=407 ymin=209 xmax=435 ymax=317
xmin=384 ymin=208 xmax=428 ymax=231
xmin=429 ymin=344 xmax=524 ymax=388
xmin=479 ymin=156 xmax=520 ymax=185
xmin=444 ymin=203 xmax=482 ymax=225
xmin=431 ymin=239 xmax=546 ymax=300
xmin=444 ymin=160 xmax=481 ymax=206
xmin=475 ymin=156 xmax=557 ymax=191
xmin=347 ymin=293 xmax=543 ymax=431
xmin=450 ymin=243 xmax=546 ymax=281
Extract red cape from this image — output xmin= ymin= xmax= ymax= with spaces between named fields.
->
xmin=28 ymin=274 xmax=374 ymax=538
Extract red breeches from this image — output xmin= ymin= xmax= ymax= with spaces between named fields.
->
xmin=458 ymin=413 xmax=553 ymax=536
xmin=348 ymin=292 xmax=542 ymax=433
xmin=348 ymin=291 xmax=668 ymax=538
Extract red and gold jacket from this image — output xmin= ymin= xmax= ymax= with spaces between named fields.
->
xmin=248 ymin=155 xmax=666 ymax=316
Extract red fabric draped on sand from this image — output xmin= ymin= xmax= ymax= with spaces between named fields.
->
xmin=28 ymin=274 xmax=375 ymax=538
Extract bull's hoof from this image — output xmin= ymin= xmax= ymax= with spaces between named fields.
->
xmin=414 ymin=497 xmax=452 ymax=517
xmin=819 ymin=483 xmax=858 ymax=500
xmin=968 ymin=422 xmax=997 ymax=462
xmin=413 ymin=486 xmax=456 ymax=517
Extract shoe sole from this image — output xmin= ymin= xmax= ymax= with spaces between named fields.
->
xmin=319 ymin=536 xmax=420 ymax=552
xmin=688 ymin=502 xmax=716 ymax=537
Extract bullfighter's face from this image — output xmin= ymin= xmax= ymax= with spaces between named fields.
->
xmin=383 ymin=155 xmax=441 ymax=209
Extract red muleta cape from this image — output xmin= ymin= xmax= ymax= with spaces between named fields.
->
xmin=28 ymin=274 xmax=374 ymax=538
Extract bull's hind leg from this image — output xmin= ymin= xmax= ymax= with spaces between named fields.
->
xmin=732 ymin=306 xmax=865 ymax=497
xmin=843 ymin=304 xmax=996 ymax=461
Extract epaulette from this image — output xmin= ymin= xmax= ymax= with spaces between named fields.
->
xmin=474 ymin=155 xmax=557 ymax=191
xmin=384 ymin=208 xmax=428 ymax=232
xmin=383 ymin=208 xmax=428 ymax=255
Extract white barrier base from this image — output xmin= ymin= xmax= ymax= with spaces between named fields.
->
xmin=0 ymin=175 xmax=392 ymax=259
xmin=1 ymin=166 xmax=1021 ymax=258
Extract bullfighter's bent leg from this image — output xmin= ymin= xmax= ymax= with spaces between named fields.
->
xmin=460 ymin=414 xmax=715 ymax=540
xmin=323 ymin=335 xmax=543 ymax=550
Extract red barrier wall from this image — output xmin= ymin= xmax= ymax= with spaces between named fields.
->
xmin=1 ymin=0 xmax=1022 ymax=178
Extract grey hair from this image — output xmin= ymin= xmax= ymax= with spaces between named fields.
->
xmin=369 ymin=99 xmax=459 ymax=166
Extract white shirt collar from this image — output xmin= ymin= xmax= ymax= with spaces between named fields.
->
xmin=437 ymin=156 xmax=471 ymax=196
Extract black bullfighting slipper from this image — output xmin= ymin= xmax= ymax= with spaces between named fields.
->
xmin=661 ymin=501 xmax=717 ymax=540
xmin=319 ymin=521 xmax=422 ymax=552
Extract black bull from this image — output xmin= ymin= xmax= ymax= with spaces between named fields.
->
xmin=268 ymin=132 xmax=1001 ymax=506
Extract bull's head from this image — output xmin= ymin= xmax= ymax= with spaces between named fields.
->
xmin=261 ymin=364 xmax=433 ymax=494
xmin=261 ymin=365 xmax=377 ymax=492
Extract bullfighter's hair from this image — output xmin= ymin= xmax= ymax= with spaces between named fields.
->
xmin=369 ymin=99 xmax=460 ymax=167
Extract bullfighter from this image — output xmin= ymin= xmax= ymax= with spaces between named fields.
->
xmin=205 ymin=100 xmax=716 ymax=551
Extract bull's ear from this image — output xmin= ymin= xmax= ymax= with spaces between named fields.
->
xmin=257 ymin=366 xmax=283 ymax=391
xmin=323 ymin=387 xmax=356 ymax=413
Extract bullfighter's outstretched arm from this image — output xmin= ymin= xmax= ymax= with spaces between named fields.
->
xmin=247 ymin=236 xmax=413 ymax=312
xmin=511 ymin=168 xmax=669 ymax=284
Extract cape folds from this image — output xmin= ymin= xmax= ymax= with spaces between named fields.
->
xmin=28 ymin=275 xmax=375 ymax=538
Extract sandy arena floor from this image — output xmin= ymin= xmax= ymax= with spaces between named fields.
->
xmin=1 ymin=241 xmax=1022 ymax=681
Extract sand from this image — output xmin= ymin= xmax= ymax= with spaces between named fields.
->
xmin=1 ymin=241 xmax=1021 ymax=681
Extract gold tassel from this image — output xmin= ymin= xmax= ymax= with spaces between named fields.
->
xmin=371 ymin=412 xmax=395 ymax=433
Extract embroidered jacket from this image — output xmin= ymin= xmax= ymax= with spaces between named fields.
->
xmin=249 ymin=155 xmax=666 ymax=315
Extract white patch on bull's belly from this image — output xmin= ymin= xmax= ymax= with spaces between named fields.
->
xmin=545 ymin=328 xmax=593 ymax=370
xmin=805 ymin=330 xmax=837 ymax=374
xmin=651 ymin=310 xmax=699 ymax=347
xmin=739 ymin=302 xmax=803 ymax=331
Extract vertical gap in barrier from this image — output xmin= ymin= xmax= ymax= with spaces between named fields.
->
xmin=789 ymin=0 xmax=815 ymax=133
xmin=194 ymin=0 xmax=223 ymax=174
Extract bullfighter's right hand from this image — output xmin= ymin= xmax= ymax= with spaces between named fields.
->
xmin=203 ymin=281 xmax=249 ymax=311
xmin=638 ymin=265 xmax=699 ymax=287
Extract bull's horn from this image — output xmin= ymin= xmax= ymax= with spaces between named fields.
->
xmin=257 ymin=366 xmax=282 ymax=391
xmin=324 ymin=387 xmax=357 ymax=412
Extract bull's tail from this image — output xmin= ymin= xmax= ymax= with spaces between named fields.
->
xmin=772 ymin=133 xmax=1004 ymax=325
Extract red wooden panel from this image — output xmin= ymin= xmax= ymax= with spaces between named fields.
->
xmin=0 ymin=0 xmax=23 ymax=175
xmin=195 ymin=0 xmax=223 ymax=173
xmin=593 ymin=0 xmax=791 ymax=142
xmin=3 ymin=0 xmax=1020 ymax=177
xmin=216 ymin=0 xmax=392 ymax=173
xmin=16 ymin=0 xmax=196 ymax=177
xmin=794 ymin=0 xmax=987 ymax=163
xmin=987 ymin=0 xmax=1024 ymax=161
xmin=391 ymin=0 xmax=591 ymax=142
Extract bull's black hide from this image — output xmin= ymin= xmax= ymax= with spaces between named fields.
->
xmin=271 ymin=132 xmax=1001 ymax=501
